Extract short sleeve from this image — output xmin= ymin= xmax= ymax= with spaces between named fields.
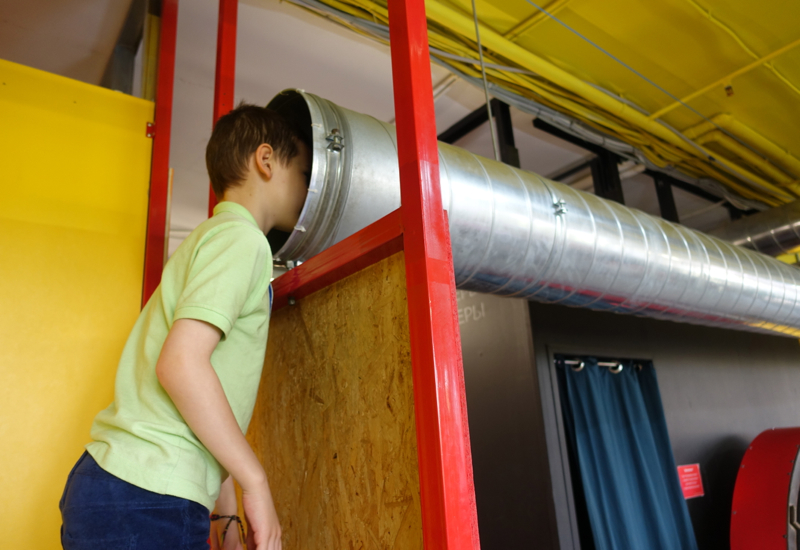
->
xmin=174 ymin=224 xmax=268 ymax=336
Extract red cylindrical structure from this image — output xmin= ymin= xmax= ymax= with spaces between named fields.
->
xmin=731 ymin=427 xmax=800 ymax=550
xmin=209 ymin=0 xmax=238 ymax=217
xmin=142 ymin=0 xmax=179 ymax=307
xmin=387 ymin=0 xmax=480 ymax=547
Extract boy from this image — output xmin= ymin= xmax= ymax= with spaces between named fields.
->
xmin=59 ymin=104 xmax=311 ymax=550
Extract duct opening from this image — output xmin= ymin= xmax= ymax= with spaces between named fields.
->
xmin=266 ymin=90 xmax=315 ymax=260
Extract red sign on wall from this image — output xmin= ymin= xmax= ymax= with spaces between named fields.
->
xmin=678 ymin=464 xmax=704 ymax=499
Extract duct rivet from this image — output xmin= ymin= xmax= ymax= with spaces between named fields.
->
xmin=326 ymin=128 xmax=345 ymax=152
xmin=553 ymin=199 xmax=568 ymax=216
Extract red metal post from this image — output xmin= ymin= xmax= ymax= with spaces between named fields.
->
xmin=142 ymin=0 xmax=179 ymax=307
xmin=209 ymin=0 xmax=238 ymax=217
xmin=387 ymin=0 xmax=480 ymax=548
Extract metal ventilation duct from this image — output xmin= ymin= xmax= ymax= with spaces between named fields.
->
xmin=711 ymin=200 xmax=800 ymax=257
xmin=267 ymin=89 xmax=800 ymax=338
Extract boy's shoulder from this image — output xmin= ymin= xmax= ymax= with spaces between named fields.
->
xmin=169 ymin=205 xmax=271 ymax=273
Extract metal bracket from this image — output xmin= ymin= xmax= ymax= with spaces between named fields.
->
xmin=326 ymin=128 xmax=344 ymax=152
xmin=553 ymin=199 xmax=568 ymax=216
xmin=146 ymin=122 xmax=155 ymax=138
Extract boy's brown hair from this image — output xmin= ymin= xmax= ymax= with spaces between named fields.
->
xmin=206 ymin=103 xmax=306 ymax=199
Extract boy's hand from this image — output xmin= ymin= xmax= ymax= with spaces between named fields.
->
xmin=243 ymin=479 xmax=282 ymax=550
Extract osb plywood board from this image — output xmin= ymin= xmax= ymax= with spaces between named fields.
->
xmin=247 ymin=252 xmax=422 ymax=549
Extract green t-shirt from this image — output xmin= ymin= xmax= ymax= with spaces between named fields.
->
xmin=87 ymin=201 xmax=273 ymax=510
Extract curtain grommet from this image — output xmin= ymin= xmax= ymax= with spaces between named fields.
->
xmin=609 ymin=363 xmax=623 ymax=374
xmin=571 ymin=361 xmax=585 ymax=372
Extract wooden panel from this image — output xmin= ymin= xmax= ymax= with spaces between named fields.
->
xmin=247 ymin=252 xmax=423 ymax=549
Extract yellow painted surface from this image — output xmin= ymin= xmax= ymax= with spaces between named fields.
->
xmin=0 ymin=59 xmax=153 ymax=549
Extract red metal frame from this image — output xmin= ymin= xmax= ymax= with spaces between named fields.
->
xmin=142 ymin=0 xmax=179 ymax=307
xmin=271 ymin=209 xmax=404 ymax=311
xmin=209 ymin=0 xmax=239 ymax=217
xmin=388 ymin=0 xmax=480 ymax=547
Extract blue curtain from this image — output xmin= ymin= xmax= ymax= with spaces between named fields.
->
xmin=556 ymin=356 xmax=698 ymax=550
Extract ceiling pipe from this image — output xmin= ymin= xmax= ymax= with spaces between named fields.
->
xmin=268 ymin=89 xmax=800 ymax=338
xmin=711 ymin=200 xmax=800 ymax=257
xmin=683 ymin=114 xmax=800 ymax=179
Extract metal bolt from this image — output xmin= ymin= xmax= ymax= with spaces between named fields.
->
xmin=326 ymin=128 xmax=344 ymax=152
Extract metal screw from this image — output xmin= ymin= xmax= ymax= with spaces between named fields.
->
xmin=326 ymin=128 xmax=344 ymax=152
xmin=553 ymin=199 xmax=568 ymax=216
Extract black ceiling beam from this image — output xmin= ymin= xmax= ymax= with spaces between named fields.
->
xmin=652 ymin=172 xmax=680 ymax=223
xmin=491 ymin=99 xmax=521 ymax=168
xmin=642 ymin=169 xmax=754 ymax=220
xmin=590 ymin=154 xmax=625 ymax=204
xmin=438 ymin=104 xmax=490 ymax=144
xmin=533 ymin=119 xmax=617 ymax=159
xmin=437 ymin=99 xmax=521 ymax=169
xmin=534 ymin=119 xmax=625 ymax=204
xmin=643 ymin=169 xmax=719 ymax=204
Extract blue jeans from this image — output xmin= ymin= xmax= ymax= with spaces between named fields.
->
xmin=60 ymin=452 xmax=210 ymax=550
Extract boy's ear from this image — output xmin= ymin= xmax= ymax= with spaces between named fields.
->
xmin=254 ymin=143 xmax=274 ymax=180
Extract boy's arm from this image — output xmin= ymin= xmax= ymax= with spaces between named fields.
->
xmin=156 ymin=318 xmax=281 ymax=550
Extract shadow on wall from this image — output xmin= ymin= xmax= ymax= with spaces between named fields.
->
xmin=686 ymin=436 xmax=749 ymax=550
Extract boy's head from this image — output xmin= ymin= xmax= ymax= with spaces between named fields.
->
xmin=206 ymin=103 xmax=311 ymax=232
xmin=206 ymin=103 xmax=309 ymax=199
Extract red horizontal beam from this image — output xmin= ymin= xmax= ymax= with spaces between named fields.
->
xmin=271 ymin=209 xmax=404 ymax=311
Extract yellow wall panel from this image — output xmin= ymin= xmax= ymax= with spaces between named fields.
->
xmin=0 ymin=59 xmax=153 ymax=549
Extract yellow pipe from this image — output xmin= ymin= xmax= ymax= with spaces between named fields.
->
xmin=705 ymin=155 xmax=796 ymax=200
xmin=694 ymin=130 xmax=797 ymax=189
xmin=503 ymin=0 xmax=570 ymax=41
xmin=649 ymin=36 xmax=800 ymax=120
xmin=683 ymin=114 xmax=800 ymax=178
